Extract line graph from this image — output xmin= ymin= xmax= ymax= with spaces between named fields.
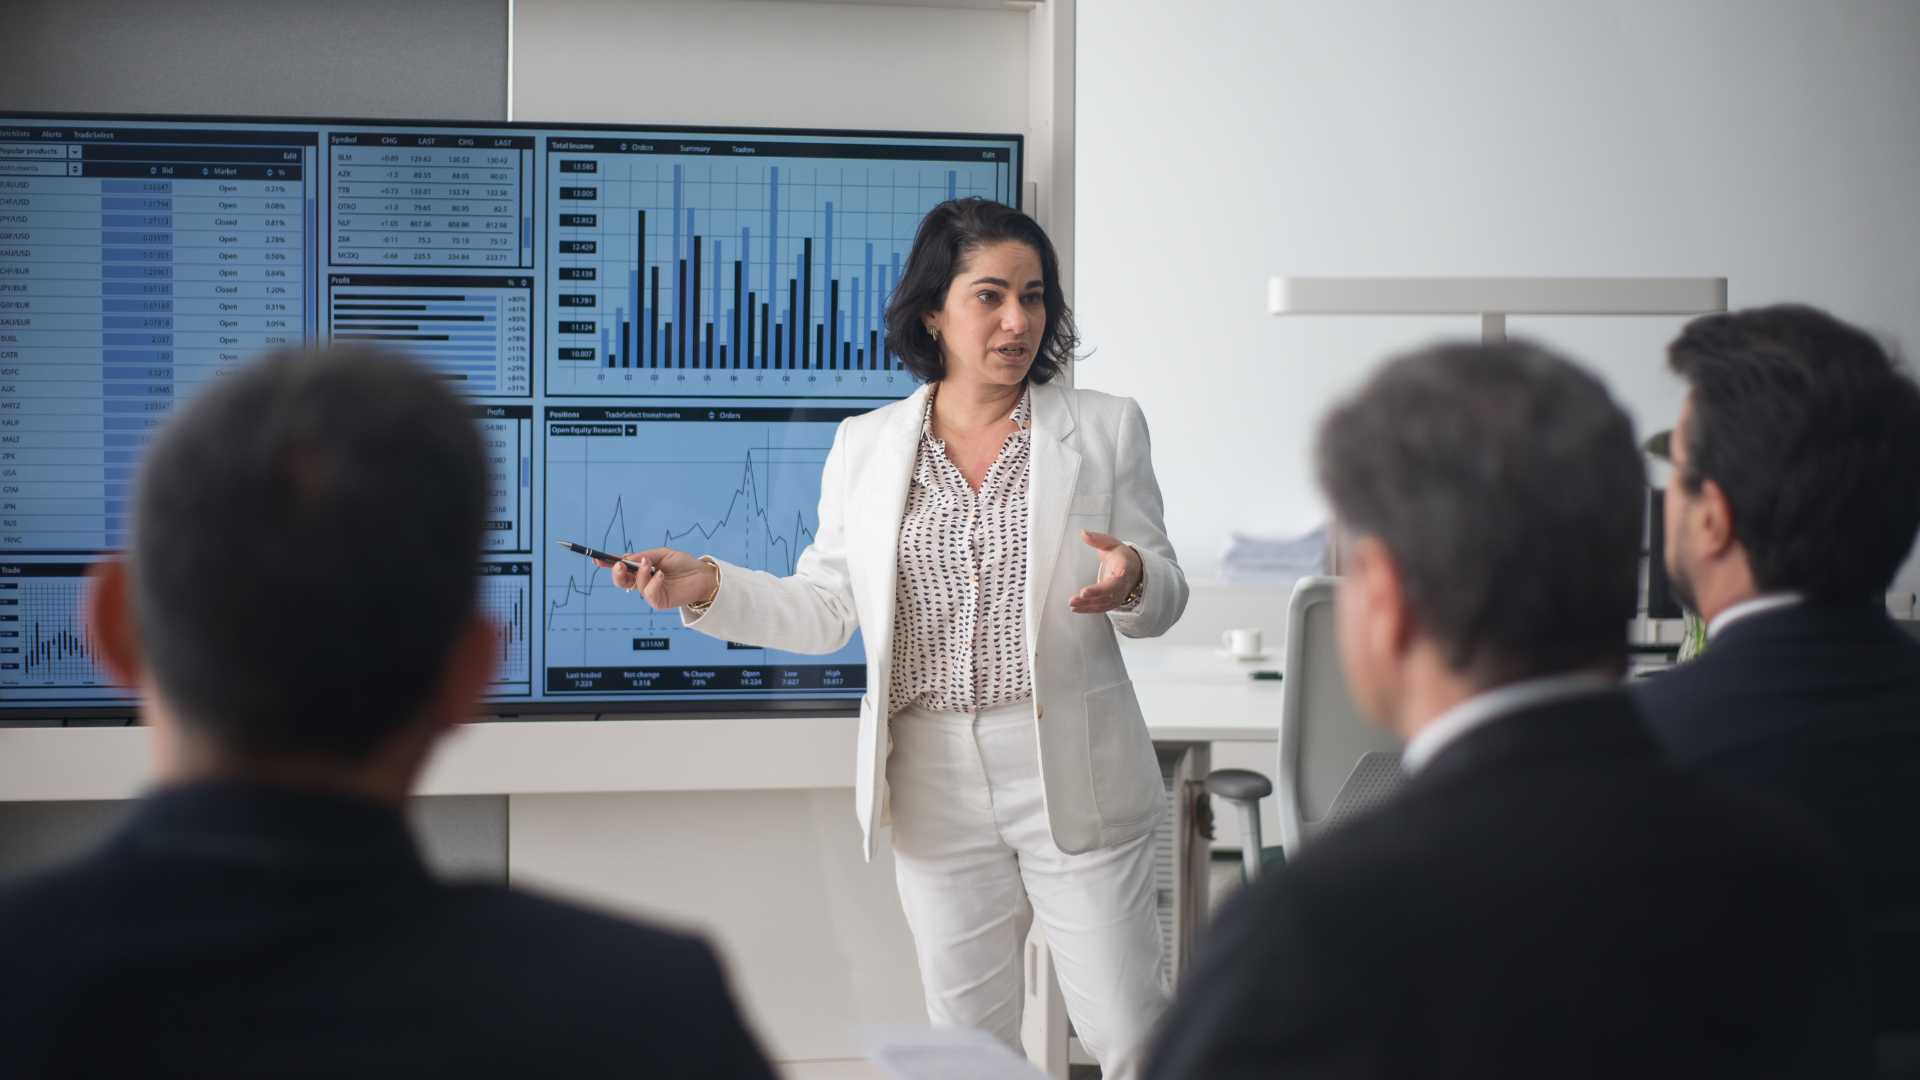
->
xmin=541 ymin=404 xmax=870 ymax=697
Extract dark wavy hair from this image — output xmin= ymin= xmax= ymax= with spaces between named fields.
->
xmin=883 ymin=197 xmax=1077 ymax=384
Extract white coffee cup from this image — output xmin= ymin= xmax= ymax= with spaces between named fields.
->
xmin=1221 ymin=627 xmax=1263 ymax=659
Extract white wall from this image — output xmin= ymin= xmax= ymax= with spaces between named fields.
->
xmin=0 ymin=0 xmax=507 ymax=119
xmin=510 ymin=0 xmax=1030 ymax=132
xmin=1075 ymin=0 xmax=1920 ymax=596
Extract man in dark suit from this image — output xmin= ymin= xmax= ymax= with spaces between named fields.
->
xmin=1634 ymin=304 xmax=1920 ymax=1065
xmin=1145 ymin=341 xmax=1867 ymax=1079
xmin=0 ymin=346 xmax=777 ymax=1079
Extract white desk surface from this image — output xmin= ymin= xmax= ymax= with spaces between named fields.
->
xmin=1125 ymin=642 xmax=1283 ymax=744
xmin=0 ymin=642 xmax=1277 ymax=802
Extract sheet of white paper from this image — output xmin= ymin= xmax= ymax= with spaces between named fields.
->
xmin=860 ymin=1024 xmax=1050 ymax=1080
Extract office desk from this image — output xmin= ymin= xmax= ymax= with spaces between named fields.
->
xmin=1122 ymin=641 xmax=1285 ymax=858
xmin=1127 ymin=642 xmax=1283 ymax=744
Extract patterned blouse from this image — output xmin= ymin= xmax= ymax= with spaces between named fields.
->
xmin=887 ymin=386 xmax=1033 ymax=717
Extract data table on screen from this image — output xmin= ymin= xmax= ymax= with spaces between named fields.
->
xmin=328 ymin=274 xmax=533 ymax=396
xmin=543 ymin=136 xmax=1015 ymax=397
xmin=541 ymin=404 xmax=870 ymax=698
xmin=474 ymin=405 xmax=532 ymax=552
xmin=327 ymin=133 xmax=533 ymax=269
xmin=0 ymin=127 xmax=314 ymax=553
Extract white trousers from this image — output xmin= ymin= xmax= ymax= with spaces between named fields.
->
xmin=885 ymin=699 xmax=1169 ymax=1076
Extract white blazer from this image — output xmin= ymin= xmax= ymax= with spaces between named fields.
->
xmin=686 ymin=380 xmax=1188 ymax=859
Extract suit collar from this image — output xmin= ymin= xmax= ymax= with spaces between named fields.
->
xmin=887 ymin=382 xmax=935 ymax=444
xmin=114 ymin=778 xmax=427 ymax=878
xmin=857 ymin=383 xmax=934 ymax=709
xmin=1707 ymin=592 xmax=1804 ymax=639
xmin=1025 ymin=381 xmax=1082 ymax=652
xmin=1708 ymin=596 xmax=1898 ymax=649
xmin=1402 ymin=672 xmax=1618 ymax=774
xmin=1413 ymin=689 xmax=1657 ymax=792
xmin=1028 ymin=378 xmax=1077 ymax=444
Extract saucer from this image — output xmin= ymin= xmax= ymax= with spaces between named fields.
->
xmin=1214 ymin=649 xmax=1271 ymax=662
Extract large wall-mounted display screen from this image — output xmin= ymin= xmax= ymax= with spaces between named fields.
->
xmin=0 ymin=113 xmax=1020 ymax=717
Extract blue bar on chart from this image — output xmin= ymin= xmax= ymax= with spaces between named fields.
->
xmin=543 ymin=134 xmax=1017 ymax=397
xmin=326 ymin=274 xmax=533 ymax=396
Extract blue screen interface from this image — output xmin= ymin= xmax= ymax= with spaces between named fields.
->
xmin=0 ymin=115 xmax=1020 ymax=716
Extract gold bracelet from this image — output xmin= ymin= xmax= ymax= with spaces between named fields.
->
xmin=685 ymin=555 xmax=722 ymax=615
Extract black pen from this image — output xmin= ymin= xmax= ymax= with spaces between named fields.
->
xmin=554 ymin=540 xmax=643 ymax=573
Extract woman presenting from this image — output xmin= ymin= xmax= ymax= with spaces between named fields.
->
xmin=603 ymin=198 xmax=1187 ymax=1073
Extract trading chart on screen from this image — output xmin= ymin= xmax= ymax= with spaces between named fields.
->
xmin=0 ymin=114 xmax=1020 ymax=716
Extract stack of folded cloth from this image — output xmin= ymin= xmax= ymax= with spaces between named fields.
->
xmin=1220 ymin=526 xmax=1328 ymax=583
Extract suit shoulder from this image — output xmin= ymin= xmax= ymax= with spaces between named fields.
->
xmin=0 ymin=854 xmax=112 ymax=934
xmin=1061 ymin=386 xmax=1141 ymax=421
xmin=1628 ymin=648 xmax=1748 ymax=745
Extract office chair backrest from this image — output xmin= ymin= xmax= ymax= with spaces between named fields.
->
xmin=1276 ymin=576 xmax=1408 ymax=853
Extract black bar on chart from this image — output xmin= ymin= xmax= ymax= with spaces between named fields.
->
xmin=801 ymin=238 xmax=813 ymax=369
xmin=645 ymin=211 xmax=652 ymax=368
xmin=692 ymin=236 xmax=703 ymax=369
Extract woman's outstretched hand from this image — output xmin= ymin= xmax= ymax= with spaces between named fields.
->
xmin=1069 ymin=530 xmax=1143 ymax=614
xmin=597 ymin=548 xmax=718 ymax=611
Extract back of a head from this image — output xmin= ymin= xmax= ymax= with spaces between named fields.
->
xmin=1668 ymin=303 xmax=1920 ymax=602
xmin=131 ymin=344 xmax=487 ymax=761
xmin=1316 ymin=341 xmax=1645 ymax=683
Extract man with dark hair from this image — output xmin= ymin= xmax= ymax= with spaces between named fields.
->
xmin=1144 ymin=341 xmax=1865 ymax=1079
xmin=1636 ymin=304 xmax=1920 ymax=1061
xmin=0 ymin=346 xmax=776 ymax=1079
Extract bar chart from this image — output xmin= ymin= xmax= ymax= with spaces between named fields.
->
xmin=0 ymin=564 xmax=115 ymax=694
xmin=327 ymin=274 xmax=533 ymax=396
xmin=479 ymin=561 xmax=532 ymax=697
xmin=542 ymin=135 xmax=1016 ymax=398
